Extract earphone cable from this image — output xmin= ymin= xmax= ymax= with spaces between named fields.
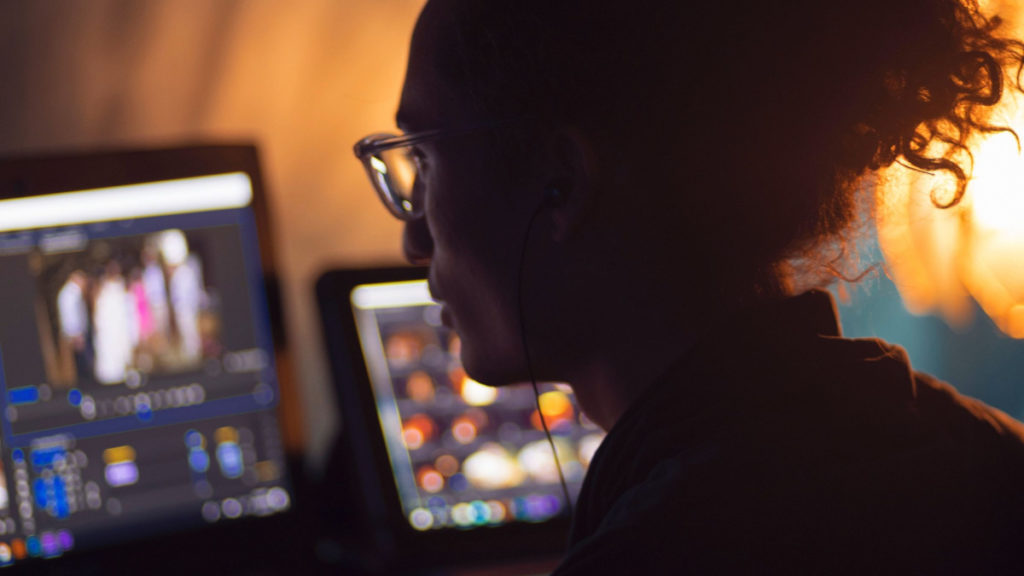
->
xmin=517 ymin=202 xmax=574 ymax=517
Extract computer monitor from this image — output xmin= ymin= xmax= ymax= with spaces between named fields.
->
xmin=317 ymin=267 xmax=605 ymax=570
xmin=0 ymin=146 xmax=293 ymax=570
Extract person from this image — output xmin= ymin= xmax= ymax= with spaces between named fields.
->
xmin=140 ymin=245 xmax=170 ymax=339
xmin=128 ymin=267 xmax=154 ymax=344
xmin=56 ymin=269 xmax=92 ymax=384
xmin=355 ymin=0 xmax=1024 ymax=572
xmin=168 ymin=254 xmax=204 ymax=363
xmin=92 ymin=261 xmax=133 ymax=385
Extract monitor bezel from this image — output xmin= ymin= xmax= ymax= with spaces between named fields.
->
xmin=316 ymin=266 xmax=572 ymax=572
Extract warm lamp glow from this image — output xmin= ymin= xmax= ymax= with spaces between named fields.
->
xmin=876 ymin=90 xmax=1024 ymax=338
xmin=971 ymin=136 xmax=1024 ymax=232
xmin=876 ymin=163 xmax=972 ymax=327
xmin=1010 ymin=305 xmax=1024 ymax=337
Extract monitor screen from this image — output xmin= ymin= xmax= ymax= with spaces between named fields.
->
xmin=0 ymin=167 xmax=290 ymax=565
xmin=349 ymin=279 xmax=604 ymax=533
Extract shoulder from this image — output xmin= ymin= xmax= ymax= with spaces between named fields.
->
xmin=911 ymin=369 xmax=1024 ymax=444
xmin=559 ymin=337 xmax=1024 ymax=573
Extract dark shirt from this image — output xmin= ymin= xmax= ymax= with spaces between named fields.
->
xmin=554 ymin=291 xmax=1024 ymax=574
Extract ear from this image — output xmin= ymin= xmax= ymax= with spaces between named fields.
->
xmin=542 ymin=127 xmax=599 ymax=243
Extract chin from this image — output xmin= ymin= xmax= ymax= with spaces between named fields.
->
xmin=458 ymin=344 xmax=522 ymax=387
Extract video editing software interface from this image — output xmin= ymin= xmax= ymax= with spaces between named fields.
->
xmin=0 ymin=173 xmax=290 ymax=566
xmin=350 ymin=281 xmax=606 ymax=532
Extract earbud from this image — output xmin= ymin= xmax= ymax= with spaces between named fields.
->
xmin=543 ymin=182 xmax=567 ymax=207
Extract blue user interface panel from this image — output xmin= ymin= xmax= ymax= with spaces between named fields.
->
xmin=350 ymin=280 xmax=605 ymax=532
xmin=0 ymin=173 xmax=289 ymax=565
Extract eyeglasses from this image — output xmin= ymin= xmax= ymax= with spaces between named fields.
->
xmin=353 ymin=130 xmax=444 ymax=221
xmin=353 ymin=121 xmax=519 ymax=221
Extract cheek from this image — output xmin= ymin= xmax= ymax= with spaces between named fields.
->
xmin=424 ymin=145 xmax=525 ymax=299
xmin=426 ymin=187 xmax=505 ymax=305
xmin=425 ymin=167 xmax=489 ymax=259
xmin=422 ymin=163 xmax=532 ymax=383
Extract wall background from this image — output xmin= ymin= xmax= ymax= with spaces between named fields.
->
xmin=0 ymin=0 xmax=426 ymax=469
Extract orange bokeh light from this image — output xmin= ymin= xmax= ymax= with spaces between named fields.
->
xmin=417 ymin=466 xmax=445 ymax=493
xmin=530 ymin=390 xmax=574 ymax=431
xmin=402 ymin=413 xmax=436 ymax=450
xmin=435 ymin=454 xmax=459 ymax=477
xmin=405 ymin=370 xmax=435 ymax=403
xmin=451 ymin=417 xmax=478 ymax=444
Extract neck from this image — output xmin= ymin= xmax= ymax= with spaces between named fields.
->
xmin=568 ymin=332 xmax=698 ymax=431
xmin=563 ymin=281 xmax=780 ymax=431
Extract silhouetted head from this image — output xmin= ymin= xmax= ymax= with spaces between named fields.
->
xmin=392 ymin=0 xmax=1022 ymax=420
xmin=104 ymin=260 xmax=122 ymax=279
xmin=69 ymin=269 xmax=88 ymax=287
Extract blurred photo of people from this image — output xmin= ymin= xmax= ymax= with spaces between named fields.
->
xmin=36 ymin=228 xmax=223 ymax=388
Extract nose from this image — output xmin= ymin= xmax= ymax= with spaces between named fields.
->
xmin=403 ymin=215 xmax=434 ymax=265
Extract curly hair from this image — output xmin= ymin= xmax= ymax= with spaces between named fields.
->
xmin=853 ymin=3 xmax=1024 ymax=209
xmin=432 ymin=0 xmax=1024 ymax=290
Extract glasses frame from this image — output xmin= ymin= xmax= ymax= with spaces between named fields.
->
xmin=353 ymin=120 xmax=521 ymax=221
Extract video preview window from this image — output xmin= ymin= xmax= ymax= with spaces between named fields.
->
xmin=0 ymin=222 xmax=270 ymax=436
xmin=37 ymin=228 xmax=221 ymax=389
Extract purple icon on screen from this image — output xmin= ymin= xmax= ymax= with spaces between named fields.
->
xmin=57 ymin=530 xmax=74 ymax=552
xmin=40 ymin=532 xmax=60 ymax=557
